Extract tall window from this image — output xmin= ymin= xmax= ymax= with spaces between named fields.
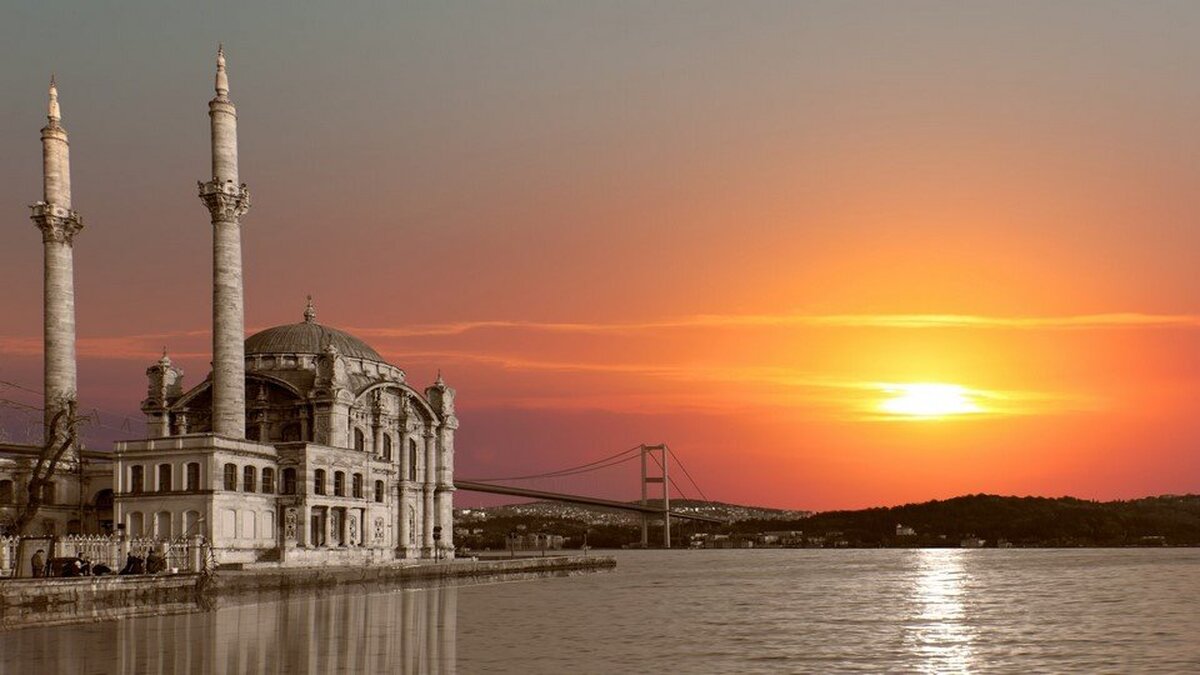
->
xmin=131 ymin=465 xmax=145 ymax=494
xmin=334 ymin=471 xmax=345 ymax=497
xmin=282 ymin=468 xmax=297 ymax=495
xmin=354 ymin=428 xmax=366 ymax=452
xmin=0 ymin=480 xmax=13 ymax=504
xmin=374 ymin=480 xmax=384 ymax=503
xmin=158 ymin=464 xmax=172 ymax=492
xmin=262 ymin=467 xmax=275 ymax=494
xmin=383 ymin=435 xmax=393 ymax=461
xmin=352 ymin=473 xmax=363 ymax=499
xmin=224 ymin=463 xmax=237 ymax=491
xmin=42 ymin=482 xmax=55 ymax=506
xmin=314 ymin=469 xmax=326 ymax=495
xmin=243 ymin=466 xmax=257 ymax=493
xmin=186 ymin=463 xmax=201 ymax=491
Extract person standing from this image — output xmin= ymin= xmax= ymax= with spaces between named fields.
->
xmin=31 ymin=549 xmax=46 ymax=578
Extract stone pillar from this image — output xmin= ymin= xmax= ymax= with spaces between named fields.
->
xmin=434 ymin=422 xmax=456 ymax=558
xmin=422 ymin=428 xmax=437 ymax=556
xmin=31 ymin=78 xmax=82 ymax=460
xmin=397 ymin=487 xmax=410 ymax=557
xmin=198 ymin=46 xmax=250 ymax=439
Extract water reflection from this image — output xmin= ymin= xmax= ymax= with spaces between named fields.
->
xmin=906 ymin=549 xmax=976 ymax=673
xmin=2 ymin=583 xmax=458 ymax=674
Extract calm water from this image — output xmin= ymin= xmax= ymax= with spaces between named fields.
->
xmin=2 ymin=549 xmax=1197 ymax=674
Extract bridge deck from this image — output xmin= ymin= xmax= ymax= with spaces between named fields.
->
xmin=455 ymin=480 xmax=725 ymax=524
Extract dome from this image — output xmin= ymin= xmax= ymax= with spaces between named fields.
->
xmin=245 ymin=297 xmax=385 ymax=362
xmin=245 ymin=322 xmax=384 ymax=361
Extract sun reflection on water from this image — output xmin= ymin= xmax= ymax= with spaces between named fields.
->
xmin=906 ymin=549 xmax=976 ymax=673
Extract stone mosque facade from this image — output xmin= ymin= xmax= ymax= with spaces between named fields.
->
xmin=0 ymin=50 xmax=457 ymax=565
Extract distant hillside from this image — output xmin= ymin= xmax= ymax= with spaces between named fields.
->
xmin=456 ymin=494 xmax=1200 ymax=549
xmin=742 ymin=494 xmax=1200 ymax=547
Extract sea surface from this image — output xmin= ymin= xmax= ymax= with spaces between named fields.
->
xmin=1 ymin=549 xmax=1197 ymax=674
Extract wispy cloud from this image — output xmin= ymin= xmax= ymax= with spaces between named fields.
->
xmin=350 ymin=312 xmax=1200 ymax=338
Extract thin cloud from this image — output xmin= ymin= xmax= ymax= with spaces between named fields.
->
xmin=350 ymin=312 xmax=1200 ymax=338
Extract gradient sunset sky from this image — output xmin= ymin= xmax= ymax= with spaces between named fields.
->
xmin=3 ymin=1 xmax=1200 ymax=509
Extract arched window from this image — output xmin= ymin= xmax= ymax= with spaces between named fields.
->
xmin=223 ymin=463 xmax=237 ymax=491
xmin=354 ymin=428 xmax=366 ymax=452
xmin=314 ymin=469 xmax=326 ymax=495
xmin=131 ymin=465 xmax=145 ymax=494
xmin=352 ymin=473 xmax=363 ymax=499
xmin=184 ymin=510 xmax=201 ymax=535
xmin=42 ymin=482 xmax=56 ymax=506
xmin=374 ymin=480 xmax=384 ymax=503
xmin=282 ymin=468 xmax=297 ymax=495
xmin=243 ymin=466 xmax=257 ymax=493
xmin=383 ymin=435 xmax=393 ymax=461
xmin=94 ymin=489 xmax=114 ymax=509
xmin=262 ymin=467 xmax=275 ymax=494
xmin=128 ymin=511 xmax=144 ymax=537
xmin=334 ymin=471 xmax=345 ymax=497
xmin=156 ymin=511 xmax=172 ymax=538
xmin=0 ymin=480 xmax=12 ymax=504
xmin=158 ymin=463 xmax=172 ymax=492
xmin=282 ymin=423 xmax=301 ymax=442
xmin=408 ymin=439 xmax=418 ymax=481
xmin=186 ymin=463 xmax=201 ymax=491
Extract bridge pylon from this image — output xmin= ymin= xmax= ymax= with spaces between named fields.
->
xmin=639 ymin=443 xmax=670 ymax=549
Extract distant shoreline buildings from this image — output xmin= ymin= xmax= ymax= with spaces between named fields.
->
xmin=0 ymin=49 xmax=456 ymax=565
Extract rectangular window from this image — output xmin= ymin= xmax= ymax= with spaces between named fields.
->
xmin=262 ymin=468 xmax=275 ymax=494
xmin=243 ymin=466 xmax=257 ymax=493
xmin=158 ymin=464 xmax=172 ymax=492
xmin=186 ymin=463 xmax=200 ymax=491
xmin=352 ymin=473 xmax=363 ymax=499
xmin=334 ymin=471 xmax=345 ymax=497
xmin=314 ymin=469 xmax=326 ymax=495
xmin=131 ymin=466 xmax=145 ymax=494
xmin=283 ymin=468 xmax=297 ymax=495
xmin=374 ymin=480 xmax=384 ymax=503
xmin=224 ymin=464 xmax=237 ymax=491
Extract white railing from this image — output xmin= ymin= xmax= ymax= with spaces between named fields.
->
xmin=0 ymin=534 xmax=211 ymax=578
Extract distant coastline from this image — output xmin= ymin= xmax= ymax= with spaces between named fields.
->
xmin=456 ymin=494 xmax=1200 ymax=549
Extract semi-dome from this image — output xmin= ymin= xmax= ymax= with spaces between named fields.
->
xmin=244 ymin=297 xmax=383 ymax=362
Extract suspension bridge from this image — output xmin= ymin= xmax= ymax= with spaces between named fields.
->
xmin=456 ymin=443 xmax=722 ymax=548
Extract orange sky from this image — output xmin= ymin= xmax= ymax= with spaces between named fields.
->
xmin=2 ymin=2 xmax=1200 ymax=509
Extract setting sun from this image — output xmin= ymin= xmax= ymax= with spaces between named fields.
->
xmin=879 ymin=383 xmax=983 ymax=418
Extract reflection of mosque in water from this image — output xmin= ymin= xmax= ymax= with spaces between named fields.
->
xmin=5 ymin=585 xmax=458 ymax=674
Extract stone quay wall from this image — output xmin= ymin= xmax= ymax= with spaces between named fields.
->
xmin=0 ymin=555 xmax=615 ymax=630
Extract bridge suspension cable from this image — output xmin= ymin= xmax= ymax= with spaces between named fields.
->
xmin=666 ymin=444 xmax=710 ymax=504
xmin=463 ymin=444 xmax=644 ymax=482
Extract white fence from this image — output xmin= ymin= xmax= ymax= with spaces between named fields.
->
xmin=0 ymin=534 xmax=210 ymax=578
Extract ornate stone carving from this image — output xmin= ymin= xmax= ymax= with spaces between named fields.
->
xmin=30 ymin=202 xmax=83 ymax=245
xmin=198 ymin=179 xmax=251 ymax=221
xmin=374 ymin=517 xmax=385 ymax=542
xmin=348 ymin=514 xmax=358 ymax=544
xmin=284 ymin=507 xmax=298 ymax=541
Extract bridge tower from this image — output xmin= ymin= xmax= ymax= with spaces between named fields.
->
xmin=639 ymin=444 xmax=670 ymax=548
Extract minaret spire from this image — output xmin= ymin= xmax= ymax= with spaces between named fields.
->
xmin=198 ymin=46 xmax=251 ymax=438
xmin=215 ymin=44 xmax=229 ymax=98
xmin=31 ymin=75 xmax=83 ymax=458
xmin=47 ymin=75 xmax=60 ymax=125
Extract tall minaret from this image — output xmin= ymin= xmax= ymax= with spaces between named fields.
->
xmin=198 ymin=46 xmax=251 ymax=438
xmin=30 ymin=76 xmax=83 ymax=456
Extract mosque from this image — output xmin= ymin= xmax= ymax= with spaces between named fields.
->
xmin=0 ymin=49 xmax=457 ymax=565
